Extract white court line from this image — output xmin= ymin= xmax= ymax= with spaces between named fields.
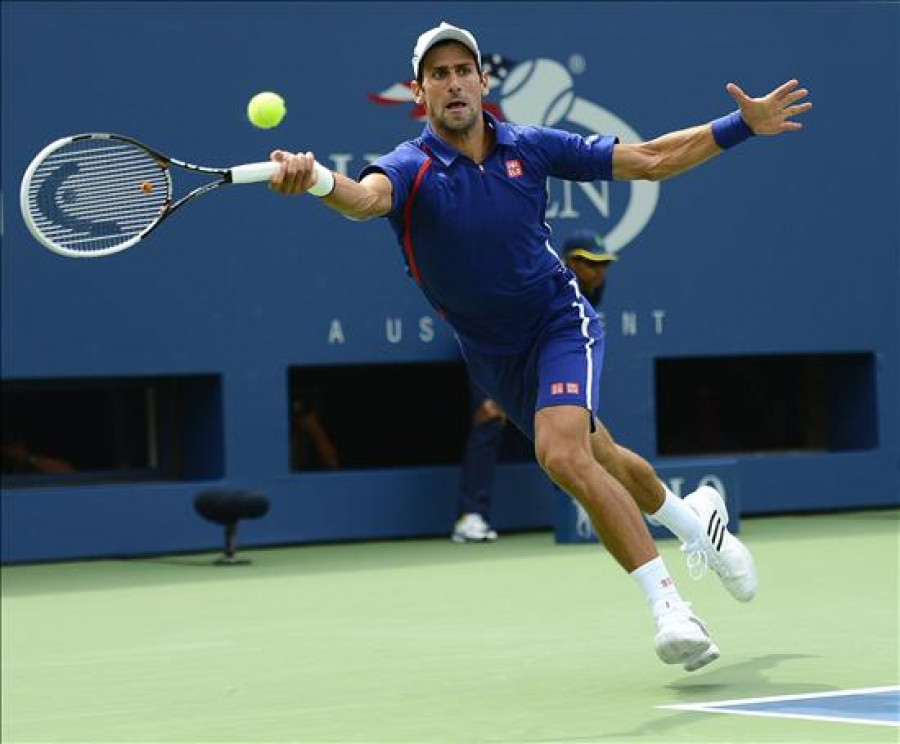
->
xmin=657 ymin=685 xmax=900 ymax=728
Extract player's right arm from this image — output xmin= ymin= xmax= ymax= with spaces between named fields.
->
xmin=268 ymin=150 xmax=392 ymax=220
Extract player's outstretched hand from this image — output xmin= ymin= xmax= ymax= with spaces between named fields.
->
xmin=269 ymin=150 xmax=319 ymax=195
xmin=727 ymin=79 xmax=812 ymax=136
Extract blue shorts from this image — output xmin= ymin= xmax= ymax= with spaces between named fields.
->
xmin=460 ymin=275 xmax=605 ymax=441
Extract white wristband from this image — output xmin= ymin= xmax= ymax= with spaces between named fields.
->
xmin=308 ymin=162 xmax=335 ymax=197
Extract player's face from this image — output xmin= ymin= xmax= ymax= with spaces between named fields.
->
xmin=415 ymin=43 xmax=487 ymax=136
xmin=569 ymin=258 xmax=610 ymax=294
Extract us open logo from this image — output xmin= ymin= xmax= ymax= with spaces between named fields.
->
xmin=494 ymin=56 xmax=659 ymax=257
xmin=368 ymin=53 xmax=660 ymax=258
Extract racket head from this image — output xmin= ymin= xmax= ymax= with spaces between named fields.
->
xmin=19 ymin=133 xmax=173 ymax=258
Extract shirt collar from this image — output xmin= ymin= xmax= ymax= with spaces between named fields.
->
xmin=421 ymin=111 xmax=515 ymax=166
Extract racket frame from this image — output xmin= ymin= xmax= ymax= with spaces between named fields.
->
xmin=20 ymin=133 xmax=267 ymax=258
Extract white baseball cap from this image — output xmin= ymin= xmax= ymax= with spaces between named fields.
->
xmin=411 ymin=22 xmax=481 ymax=79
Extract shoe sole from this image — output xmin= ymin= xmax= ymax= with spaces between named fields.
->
xmin=655 ymin=629 xmax=712 ymax=665
xmin=684 ymin=643 xmax=721 ymax=672
xmin=451 ymin=535 xmax=496 ymax=543
xmin=726 ymin=540 xmax=757 ymax=602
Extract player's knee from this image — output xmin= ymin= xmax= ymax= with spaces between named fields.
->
xmin=536 ymin=442 xmax=593 ymax=489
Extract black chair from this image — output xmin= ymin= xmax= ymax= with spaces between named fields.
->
xmin=193 ymin=489 xmax=269 ymax=565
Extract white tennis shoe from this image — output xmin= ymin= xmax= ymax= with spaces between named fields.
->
xmin=682 ymin=486 xmax=758 ymax=602
xmin=452 ymin=513 xmax=498 ymax=543
xmin=652 ymin=598 xmax=718 ymax=671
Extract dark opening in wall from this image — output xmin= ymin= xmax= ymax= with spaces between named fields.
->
xmin=655 ymin=353 xmax=877 ymax=456
xmin=288 ymin=363 xmax=533 ymax=471
xmin=1 ymin=375 xmax=223 ymax=487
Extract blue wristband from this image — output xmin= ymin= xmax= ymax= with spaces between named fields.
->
xmin=711 ymin=111 xmax=754 ymax=150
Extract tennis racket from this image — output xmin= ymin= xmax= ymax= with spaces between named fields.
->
xmin=19 ymin=133 xmax=279 ymax=258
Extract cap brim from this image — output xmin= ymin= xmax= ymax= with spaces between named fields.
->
xmin=567 ymin=249 xmax=618 ymax=262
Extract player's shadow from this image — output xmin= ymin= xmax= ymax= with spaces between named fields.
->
xmin=595 ymin=653 xmax=831 ymax=741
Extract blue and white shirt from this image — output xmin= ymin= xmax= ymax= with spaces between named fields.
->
xmin=361 ymin=112 xmax=618 ymax=354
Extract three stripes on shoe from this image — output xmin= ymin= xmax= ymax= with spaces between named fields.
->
xmin=706 ymin=511 xmax=725 ymax=551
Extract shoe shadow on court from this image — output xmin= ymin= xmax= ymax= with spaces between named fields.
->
xmin=596 ymin=653 xmax=832 ymax=741
xmin=665 ymin=652 xmax=825 ymax=697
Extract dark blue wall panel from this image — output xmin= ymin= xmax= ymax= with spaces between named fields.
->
xmin=2 ymin=2 xmax=898 ymax=562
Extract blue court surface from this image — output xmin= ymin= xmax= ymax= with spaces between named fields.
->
xmin=659 ymin=686 xmax=900 ymax=727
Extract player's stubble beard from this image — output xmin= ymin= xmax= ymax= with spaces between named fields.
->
xmin=431 ymin=102 xmax=480 ymax=142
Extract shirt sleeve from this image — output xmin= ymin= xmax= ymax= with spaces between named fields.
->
xmin=358 ymin=143 xmax=422 ymax=217
xmin=519 ymin=126 xmax=620 ymax=183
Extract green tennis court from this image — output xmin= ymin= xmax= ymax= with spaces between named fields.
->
xmin=3 ymin=510 xmax=897 ymax=743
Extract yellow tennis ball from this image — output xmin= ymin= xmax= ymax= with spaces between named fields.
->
xmin=247 ymin=92 xmax=286 ymax=129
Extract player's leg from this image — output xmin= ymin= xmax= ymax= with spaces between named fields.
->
xmin=589 ymin=418 xmax=757 ymax=603
xmin=534 ymin=405 xmax=717 ymax=669
xmin=532 ymin=299 xmax=720 ymax=669
xmin=534 ymin=405 xmax=655 ymax=570
xmin=462 ymin=335 xmax=716 ymax=669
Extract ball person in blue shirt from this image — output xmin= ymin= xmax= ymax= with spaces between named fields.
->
xmin=268 ymin=22 xmax=811 ymax=672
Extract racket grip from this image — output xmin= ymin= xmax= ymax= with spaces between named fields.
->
xmin=229 ymin=161 xmax=280 ymax=184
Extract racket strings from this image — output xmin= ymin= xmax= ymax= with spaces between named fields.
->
xmin=24 ymin=139 xmax=171 ymax=254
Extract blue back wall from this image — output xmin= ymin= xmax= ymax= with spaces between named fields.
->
xmin=2 ymin=2 xmax=898 ymax=562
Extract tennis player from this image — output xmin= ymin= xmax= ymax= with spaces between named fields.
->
xmin=268 ymin=22 xmax=811 ymax=671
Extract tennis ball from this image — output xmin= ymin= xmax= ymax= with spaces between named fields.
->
xmin=247 ymin=91 xmax=286 ymax=129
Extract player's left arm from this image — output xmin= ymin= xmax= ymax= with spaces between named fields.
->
xmin=612 ymin=79 xmax=811 ymax=182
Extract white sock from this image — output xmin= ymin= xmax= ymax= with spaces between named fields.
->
xmin=649 ymin=486 xmax=703 ymax=544
xmin=630 ymin=556 xmax=681 ymax=607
